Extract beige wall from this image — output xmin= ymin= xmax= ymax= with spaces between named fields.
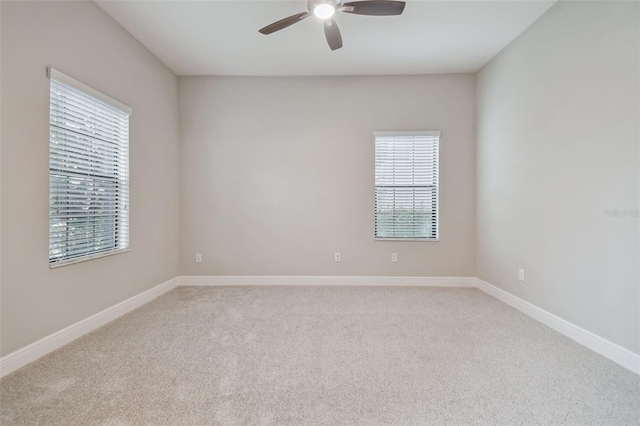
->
xmin=0 ymin=1 xmax=180 ymax=356
xmin=4 ymin=0 xmax=636 ymax=361
xmin=476 ymin=1 xmax=639 ymax=353
xmin=179 ymin=75 xmax=476 ymax=276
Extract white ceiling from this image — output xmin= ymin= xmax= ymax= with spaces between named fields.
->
xmin=96 ymin=0 xmax=556 ymax=76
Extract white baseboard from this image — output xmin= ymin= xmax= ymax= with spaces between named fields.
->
xmin=3 ymin=275 xmax=637 ymax=378
xmin=476 ymin=278 xmax=640 ymax=375
xmin=0 ymin=277 xmax=180 ymax=378
xmin=179 ymin=275 xmax=477 ymax=287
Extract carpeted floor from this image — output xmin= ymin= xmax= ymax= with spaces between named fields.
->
xmin=1 ymin=286 xmax=639 ymax=425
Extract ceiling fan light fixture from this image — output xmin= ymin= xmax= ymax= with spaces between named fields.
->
xmin=313 ymin=3 xmax=336 ymax=19
xmin=259 ymin=1 xmax=406 ymax=50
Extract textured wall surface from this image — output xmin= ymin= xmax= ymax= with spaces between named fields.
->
xmin=179 ymin=75 xmax=476 ymax=277
xmin=0 ymin=0 xmax=180 ymax=356
xmin=476 ymin=0 xmax=639 ymax=352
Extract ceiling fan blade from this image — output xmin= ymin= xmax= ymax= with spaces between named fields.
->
xmin=259 ymin=12 xmax=309 ymax=35
xmin=323 ymin=19 xmax=343 ymax=51
xmin=341 ymin=1 xmax=406 ymax=16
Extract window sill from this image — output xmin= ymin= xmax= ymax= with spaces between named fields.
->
xmin=375 ymin=238 xmax=439 ymax=242
xmin=49 ymin=248 xmax=130 ymax=269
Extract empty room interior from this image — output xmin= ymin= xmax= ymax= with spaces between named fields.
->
xmin=1 ymin=0 xmax=639 ymax=424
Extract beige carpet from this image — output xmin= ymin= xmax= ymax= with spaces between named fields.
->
xmin=1 ymin=286 xmax=639 ymax=425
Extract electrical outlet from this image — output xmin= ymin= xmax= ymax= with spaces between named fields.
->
xmin=391 ymin=253 xmax=398 ymax=263
xmin=518 ymin=268 xmax=525 ymax=282
xmin=195 ymin=253 xmax=202 ymax=263
xmin=334 ymin=252 xmax=341 ymax=262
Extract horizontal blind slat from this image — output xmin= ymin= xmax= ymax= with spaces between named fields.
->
xmin=50 ymin=80 xmax=130 ymax=121
xmin=374 ymin=133 xmax=439 ymax=239
xmin=49 ymin=92 xmax=130 ymax=127
xmin=49 ymin=75 xmax=130 ymax=264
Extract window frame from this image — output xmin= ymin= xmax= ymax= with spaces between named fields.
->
xmin=48 ymin=67 xmax=132 ymax=268
xmin=374 ymin=130 xmax=440 ymax=242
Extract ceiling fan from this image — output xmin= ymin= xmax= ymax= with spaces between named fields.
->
xmin=258 ymin=0 xmax=406 ymax=51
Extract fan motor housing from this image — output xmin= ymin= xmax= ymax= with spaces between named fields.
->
xmin=308 ymin=0 xmax=342 ymax=13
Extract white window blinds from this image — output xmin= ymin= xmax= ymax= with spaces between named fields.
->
xmin=49 ymin=68 xmax=131 ymax=266
xmin=374 ymin=131 xmax=440 ymax=240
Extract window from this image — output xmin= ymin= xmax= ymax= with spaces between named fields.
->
xmin=48 ymin=68 xmax=131 ymax=267
xmin=374 ymin=131 xmax=440 ymax=240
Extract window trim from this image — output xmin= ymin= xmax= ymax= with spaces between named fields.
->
xmin=374 ymin=130 xmax=441 ymax=242
xmin=49 ymin=248 xmax=130 ymax=269
xmin=48 ymin=67 xmax=132 ymax=268
xmin=47 ymin=68 xmax=133 ymax=116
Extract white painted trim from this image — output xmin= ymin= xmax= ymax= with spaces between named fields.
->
xmin=374 ymin=130 xmax=441 ymax=137
xmin=49 ymin=248 xmax=130 ymax=269
xmin=476 ymin=278 xmax=640 ymax=375
xmin=0 ymin=277 xmax=179 ymax=378
xmin=179 ymin=275 xmax=476 ymax=287
xmin=47 ymin=67 xmax=133 ymax=115
xmin=3 ymin=276 xmax=637 ymax=378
